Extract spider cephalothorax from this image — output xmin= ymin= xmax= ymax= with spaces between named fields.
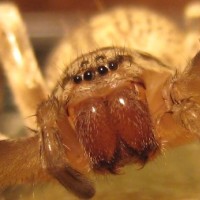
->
xmin=52 ymin=47 xmax=160 ymax=174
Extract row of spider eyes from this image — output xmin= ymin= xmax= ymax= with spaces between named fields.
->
xmin=72 ymin=60 xmax=119 ymax=84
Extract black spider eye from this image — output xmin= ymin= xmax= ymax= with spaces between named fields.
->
xmin=73 ymin=75 xmax=82 ymax=84
xmin=97 ymin=65 xmax=108 ymax=75
xmin=108 ymin=61 xmax=118 ymax=70
xmin=84 ymin=70 xmax=94 ymax=81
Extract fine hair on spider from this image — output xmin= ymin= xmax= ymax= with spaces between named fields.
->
xmin=0 ymin=2 xmax=200 ymax=199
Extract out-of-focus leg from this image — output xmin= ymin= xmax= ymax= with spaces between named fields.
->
xmin=166 ymin=51 xmax=200 ymax=139
xmin=0 ymin=3 xmax=48 ymax=128
xmin=0 ymin=133 xmax=7 ymax=140
xmin=184 ymin=1 xmax=200 ymax=60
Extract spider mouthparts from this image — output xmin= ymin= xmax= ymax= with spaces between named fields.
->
xmin=67 ymin=82 xmax=159 ymax=173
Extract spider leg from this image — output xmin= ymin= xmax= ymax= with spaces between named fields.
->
xmin=0 ymin=133 xmax=7 ymax=140
xmin=0 ymin=3 xmax=48 ymax=128
xmin=167 ymin=51 xmax=200 ymax=138
xmin=184 ymin=1 xmax=200 ymax=60
xmin=37 ymin=97 xmax=95 ymax=199
xmin=0 ymin=134 xmax=49 ymax=189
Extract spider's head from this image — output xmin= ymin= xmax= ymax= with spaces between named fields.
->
xmin=55 ymin=47 xmax=160 ymax=174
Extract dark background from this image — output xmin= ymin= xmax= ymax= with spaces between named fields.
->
xmin=1 ymin=0 xmax=193 ymax=12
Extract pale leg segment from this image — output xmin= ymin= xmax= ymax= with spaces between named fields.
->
xmin=0 ymin=3 xmax=48 ymax=128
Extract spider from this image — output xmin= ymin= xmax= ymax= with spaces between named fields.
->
xmin=0 ymin=1 xmax=200 ymax=199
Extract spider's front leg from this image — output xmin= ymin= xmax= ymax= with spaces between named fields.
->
xmin=163 ymin=51 xmax=200 ymax=141
xmin=36 ymin=96 xmax=95 ymax=199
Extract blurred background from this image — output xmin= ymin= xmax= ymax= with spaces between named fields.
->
xmin=0 ymin=0 xmax=195 ymax=67
xmin=1 ymin=0 xmax=193 ymax=12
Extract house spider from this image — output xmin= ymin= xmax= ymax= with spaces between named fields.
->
xmin=0 ymin=1 xmax=200 ymax=199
